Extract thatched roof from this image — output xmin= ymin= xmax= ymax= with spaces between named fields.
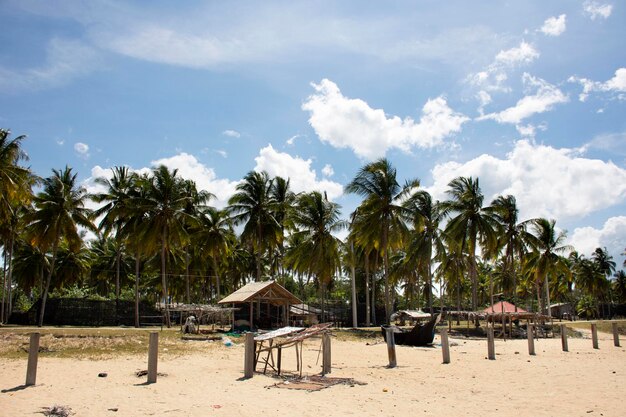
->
xmin=218 ymin=281 xmax=301 ymax=306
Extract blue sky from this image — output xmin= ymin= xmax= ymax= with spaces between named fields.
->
xmin=1 ymin=1 xmax=625 ymax=266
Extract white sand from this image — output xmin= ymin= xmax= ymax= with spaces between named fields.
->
xmin=1 ymin=331 xmax=624 ymax=416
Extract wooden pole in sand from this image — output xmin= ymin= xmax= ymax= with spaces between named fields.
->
xmin=612 ymin=322 xmax=620 ymax=347
xmin=487 ymin=326 xmax=495 ymax=360
xmin=591 ymin=322 xmax=599 ymax=349
xmin=441 ymin=329 xmax=450 ymax=364
xmin=527 ymin=324 xmax=535 ymax=355
xmin=385 ymin=327 xmax=397 ymax=368
xmin=147 ymin=332 xmax=158 ymax=383
xmin=25 ymin=332 xmax=40 ymax=386
xmin=322 ymin=332 xmax=332 ymax=375
xmin=244 ymin=332 xmax=255 ymax=378
xmin=560 ymin=324 xmax=568 ymax=352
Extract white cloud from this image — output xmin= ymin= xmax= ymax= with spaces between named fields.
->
xmin=540 ymin=14 xmax=566 ymax=36
xmin=0 ymin=38 xmax=100 ymax=93
xmin=151 ymin=153 xmax=239 ymax=207
xmin=468 ymin=42 xmax=539 ymax=93
xmin=222 ymin=129 xmax=241 ymax=138
xmin=569 ymin=68 xmax=626 ymax=101
xmin=479 ymin=73 xmax=568 ymax=124
xmin=253 ymin=144 xmax=343 ymax=200
xmin=216 ymin=150 xmax=228 ymax=158
xmin=515 ymin=124 xmax=536 ymax=137
xmin=302 ymin=79 xmax=469 ymax=159
xmin=286 ymin=134 xmax=303 ymax=146
xmin=425 ymin=140 xmax=626 ymax=222
xmin=583 ymin=1 xmax=613 ymax=20
xmin=570 ymin=216 xmax=626 ymax=262
xmin=322 ymin=164 xmax=334 ymax=177
xmin=74 ymin=142 xmax=90 ymax=158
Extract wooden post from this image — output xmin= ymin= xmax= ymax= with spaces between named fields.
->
xmin=25 ymin=333 xmax=40 ymax=386
xmin=441 ymin=329 xmax=450 ymax=364
xmin=591 ymin=322 xmax=598 ymax=349
xmin=527 ymin=324 xmax=535 ymax=355
xmin=385 ymin=327 xmax=397 ymax=368
xmin=244 ymin=332 xmax=255 ymax=379
xmin=322 ymin=333 xmax=331 ymax=375
xmin=147 ymin=332 xmax=158 ymax=384
xmin=612 ymin=322 xmax=620 ymax=347
xmin=487 ymin=326 xmax=495 ymax=360
xmin=560 ymin=324 xmax=568 ymax=352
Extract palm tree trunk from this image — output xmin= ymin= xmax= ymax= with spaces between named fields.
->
xmin=134 ymin=249 xmax=140 ymax=328
xmin=161 ymin=238 xmax=171 ymax=328
xmin=6 ymin=237 xmax=14 ymax=319
xmin=382 ymin=230 xmax=391 ymax=324
xmin=39 ymin=237 xmax=60 ymax=327
xmin=456 ymin=276 xmax=461 ymax=325
xmin=213 ymin=258 xmax=222 ymax=301
xmin=427 ymin=244 xmax=433 ymax=314
xmin=185 ymin=248 xmax=190 ymax=304
xmin=350 ymin=242 xmax=357 ymax=327
xmin=364 ymin=254 xmax=370 ymax=326
xmin=1 ymin=247 xmax=6 ymax=324
xmin=544 ymin=274 xmax=551 ymax=317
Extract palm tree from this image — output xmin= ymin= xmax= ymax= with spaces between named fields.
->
xmin=488 ymin=195 xmax=533 ymax=311
xmin=285 ymin=191 xmax=346 ymax=319
xmin=26 ymin=167 xmax=95 ymax=327
xmin=592 ymin=247 xmax=616 ymax=278
xmin=195 ymin=207 xmax=235 ymax=301
xmin=269 ymin=176 xmax=295 ymax=279
xmin=613 ymin=270 xmax=626 ymax=303
xmin=346 ymin=158 xmax=419 ymax=323
xmin=403 ymin=190 xmax=446 ymax=314
xmin=524 ymin=218 xmax=572 ymax=316
xmin=136 ymin=166 xmax=195 ymax=327
xmin=441 ymin=177 xmax=497 ymax=311
xmin=92 ymin=166 xmax=137 ymax=302
xmin=227 ymin=171 xmax=281 ymax=281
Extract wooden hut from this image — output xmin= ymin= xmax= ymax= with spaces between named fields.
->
xmin=218 ymin=281 xmax=301 ymax=330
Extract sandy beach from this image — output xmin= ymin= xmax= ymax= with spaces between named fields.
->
xmin=1 ymin=329 xmax=624 ymax=417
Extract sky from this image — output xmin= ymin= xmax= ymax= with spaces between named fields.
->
xmin=1 ymin=1 xmax=625 ymax=267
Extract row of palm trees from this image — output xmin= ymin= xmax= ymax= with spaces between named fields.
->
xmin=1 ymin=128 xmax=625 ymax=328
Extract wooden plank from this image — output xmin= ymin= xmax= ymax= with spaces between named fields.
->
xmin=277 ymin=346 xmax=282 ymax=375
xmin=612 ymin=322 xmax=620 ymax=347
xmin=487 ymin=326 xmax=495 ymax=360
xmin=147 ymin=332 xmax=158 ymax=384
xmin=385 ymin=327 xmax=397 ymax=368
xmin=25 ymin=333 xmax=40 ymax=386
xmin=441 ymin=329 xmax=450 ymax=364
xmin=244 ymin=332 xmax=255 ymax=378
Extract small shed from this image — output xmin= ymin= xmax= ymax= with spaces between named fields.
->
xmin=290 ymin=303 xmax=322 ymax=326
xmin=483 ymin=301 xmax=527 ymax=314
xmin=218 ymin=280 xmax=301 ymax=330
xmin=550 ymin=302 xmax=574 ymax=319
xmin=391 ymin=310 xmax=432 ymax=325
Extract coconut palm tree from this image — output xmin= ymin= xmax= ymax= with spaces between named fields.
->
xmin=26 ymin=167 xmax=95 ymax=327
xmin=227 ymin=171 xmax=281 ymax=281
xmin=403 ymin=190 xmax=446 ymax=314
xmin=613 ymin=270 xmax=626 ymax=303
xmin=269 ymin=176 xmax=296 ymax=278
xmin=440 ymin=177 xmax=497 ymax=311
xmin=285 ymin=191 xmax=346 ymax=319
xmin=346 ymin=158 xmax=419 ymax=323
xmin=524 ymin=218 xmax=572 ymax=316
xmin=136 ymin=166 xmax=195 ymax=327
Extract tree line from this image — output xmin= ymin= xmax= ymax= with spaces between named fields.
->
xmin=1 ymin=128 xmax=625 ymax=327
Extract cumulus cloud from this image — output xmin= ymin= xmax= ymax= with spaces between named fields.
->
xmin=569 ymin=68 xmax=626 ymax=101
xmin=253 ymin=144 xmax=343 ymax=200
xmin=0 ymin=38 xmax=100 ymax=93
xmin=468 ymin=41 xmax=540 ymax=93
xmin=479 ymin=73 xmax=568 ymax=124
xmin=540 ymin=15 xmax=566 ymax=36
xmin=322 ymin=164 xmax=334 ymax=177
xmin=74 ymin=142 xmax=90 ymax=158
xmin=583 ymin=1 xmax=613 ymax=20
xmin=570 ymin=216 xmax=626 ymax=262
xmin=222 ymin=129 xmax=241 ymax=138
xmin=425 ymin=140 xmax=626 ymax=222
xmin=302 ymin=79 xmax=469 ymax=159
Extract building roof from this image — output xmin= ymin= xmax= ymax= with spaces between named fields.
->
xmin=391 ymin=310 xmax=432 ymax=320
xmin=218 ymin=280 xmax=301 ymax=306
xmin=483 ymin=301 xmax=527 ymax=314
xmin=290 ymin=303 xmax=323 ymax=315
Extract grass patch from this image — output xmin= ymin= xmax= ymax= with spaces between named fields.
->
xmin=566 ymin=320 xmax=626 ymax=336
xmin=0 ymin=327 xmax=228 ymax=360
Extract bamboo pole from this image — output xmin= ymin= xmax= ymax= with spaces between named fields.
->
xmin=441 ymin=329 xmax=450 ymax=364
xmin=560 ymin=324 xmax=568 ymax=352
xmin=25 ymin=333 xmax=40 ymax=386
xmin=147 ymin=332 xmax=158 ymax=383
xmin=591 ymin=322 xmax=598 ymax=349
xmin=612 ymin=322 xmax=620 ymax=347
xmin=244 ymin=332 xmax=255 ymax=379
xmin=385 ymin=327 xmax=397 ymax=368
